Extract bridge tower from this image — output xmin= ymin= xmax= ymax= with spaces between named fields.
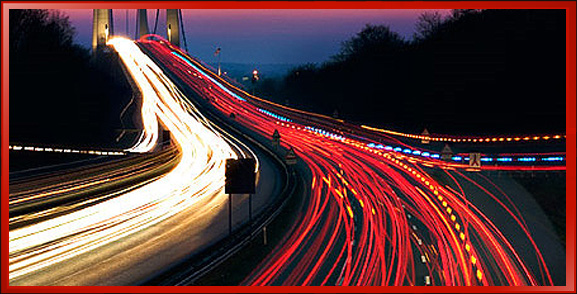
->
xmin=138 ymin=9 xmax=150 ymax=38
xmin=166 ymin=9 xmax=180 ymax=47
xmin=92 ymin=9 xmax=114 ymax=52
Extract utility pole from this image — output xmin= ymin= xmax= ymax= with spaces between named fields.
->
xmin=229 ymin=194 xmax=232 ymax=235
xmin=215 ymin=47 xmax=222 ymax=76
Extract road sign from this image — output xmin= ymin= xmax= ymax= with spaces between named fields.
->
xmin=421 ymin=128 xmax=430 ymax=144
xmin=285 ymin=147 xmax=297 ymax=165
xmin=441 ymin=144 xmax=453 ymax=161
xmin=225 ymin=158 xmax=256 ymax=235
xmin=272 ymin=129 xmax=281 ymax=148
xmin=225 ymin=158 xmax=256 ymax=194
xmin=469 ymin=153 xmax=482 ymax=168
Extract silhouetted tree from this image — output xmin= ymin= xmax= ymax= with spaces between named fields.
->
xmin=257 ymin=9 xmax=565 ymax=135
xmin=448 ymin=9 xmax=482 ymax=21
xmin=10 ymin=9 xmax=131 ymax=147
xmin=10 ymin=10 xmax=86 ymax=62
xmin=331 ymin=24 xmax=406 ymax=63
xmin=414 ymin=11 xmax=444 ymax=41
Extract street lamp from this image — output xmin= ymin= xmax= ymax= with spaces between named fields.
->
xmin=251 ymin=69 xmax=259 ymax=95
xmin=215 ymin=47 xmax=222 ymax=76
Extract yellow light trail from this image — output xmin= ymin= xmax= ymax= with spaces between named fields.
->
xmin=8 ymin=37 xmax=257 ymax=281
xmin=360 ymin=125 xmax=565 ymax=144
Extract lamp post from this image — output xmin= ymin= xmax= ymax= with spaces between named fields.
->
xmin=251 ymin=69 xmax=259 ymax=95
xmin=218 ymin=53 xmax=221 ymax=76
xmin=215 ymin=47 xmax=222 ymax=76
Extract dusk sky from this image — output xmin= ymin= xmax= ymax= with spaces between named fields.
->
xmin=60 ymin=9 xmax=450 ymax=64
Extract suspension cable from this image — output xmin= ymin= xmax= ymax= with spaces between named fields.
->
xmin=178 ymin=9 xmax=189 ymax=53
xmin=153 ymin=9 xmax=159 ymax=35
xmin=134 ymin=10 xmax=139 ymax=40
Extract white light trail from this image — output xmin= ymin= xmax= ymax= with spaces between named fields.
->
xmin=9 ymin=37 xmax=256 ymax=281
xmin=8 ymin=145 xmax=126 ymax=156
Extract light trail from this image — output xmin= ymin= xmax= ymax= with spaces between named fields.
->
xmin=141 ymin=37 xmax=557 ymax=286
xmin=8 ymin=37 xmax=258 ymax=282
xmin=360 ymin=124 xmax=566 ymax=144
xmin=8 ymin=144 xmax=126 ymax=156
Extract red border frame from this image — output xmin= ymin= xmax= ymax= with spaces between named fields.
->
xmin=1 ymin=1 xmax=575 ymax=293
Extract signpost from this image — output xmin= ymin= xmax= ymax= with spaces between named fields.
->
xmin=421 ymin=128 xmax=430 ymax=144
xmin=225 ymin=158 xmax=256 ymax=235
xmin=469 ymin=152 xmax=482 ymax=169
xmin=441 ymin=144 xmax=453 ymax=161
xmin=285 ymin=147 xmax=297 ymax=165
xmin=272 ymin=129 xmax=281 ymax=149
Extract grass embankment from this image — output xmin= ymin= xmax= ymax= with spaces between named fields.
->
xmin=428 ymin=169 xmax=566 ymax=245
xmin=512 ymin=173 xmax=566 ymax=245
xmin=192 ymin=165 xmax=309 ymax=285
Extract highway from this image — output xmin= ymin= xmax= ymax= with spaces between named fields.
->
xmin=8 ymin=34 xmax=565 ymax=286
xmin=8 ymin=37 xmax=283 ymax=285
xmin=139 ymin=35 xmax=564 ymax=286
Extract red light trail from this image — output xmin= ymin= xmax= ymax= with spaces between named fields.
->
xmin=138 ymin=36 xmax=557 ymax=286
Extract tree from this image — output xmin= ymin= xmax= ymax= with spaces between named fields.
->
xmin=414 ymin=11 xmax=444 ymax=41
xmin=331 ymin=24 xmax=406 ymax=63
xmin=9 ymin=9 xmax=131 ymax=147
xmin=10 ymin=9 xmax=82 ymax=57
xmin=255 ymin=10 xmax=565 ymax=134
xmin=448 ymin=9 xmax=482 ymax=21
xmin=286 ymin=63 xmax=318 ymax=79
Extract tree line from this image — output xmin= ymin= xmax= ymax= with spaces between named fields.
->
xmin=255 ymin=9 xmax=566 ymax=135
xmin=9 ymin=9 xmax=131 ymax=147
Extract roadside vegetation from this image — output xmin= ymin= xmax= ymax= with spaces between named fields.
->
xmin=10 ymin=9 xmax=131 ymax=148
xmin=513 ymin=173 xmax=566 ymax=244
xmin=255 ymin=9 xmax=565 ymax=135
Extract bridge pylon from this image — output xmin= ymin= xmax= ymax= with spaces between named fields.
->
xmin=138 ymin=9 xmax=150 ymax=38
xmin=92 ymin=9 xmax=114 ymax=53
xmin=166 ymin=9 xmax=180 ymax=47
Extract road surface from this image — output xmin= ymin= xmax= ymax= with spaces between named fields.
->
xmin=8 ymin=37 xmax=283 ymax=286
xmin=140 ymin=36 xmax=563 ymax=286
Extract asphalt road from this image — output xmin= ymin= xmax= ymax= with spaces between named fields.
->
xmin=437 ymin=169 xmax=565 ymax=285
xmin=8 ymin=37 xmax=284 ymax=286
xmin=137 ymin=38 xmax=564 ymax=286
xmin=9 ymin=142 xmax=281 ymax=286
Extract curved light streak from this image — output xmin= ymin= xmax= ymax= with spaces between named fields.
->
xmin=8 ymin=37 xmax=257 ymax=281
xmin=360 ymin=124 xmax=566 ymax=144
xmin=141 ymin=39 xmax=556 ymax=286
